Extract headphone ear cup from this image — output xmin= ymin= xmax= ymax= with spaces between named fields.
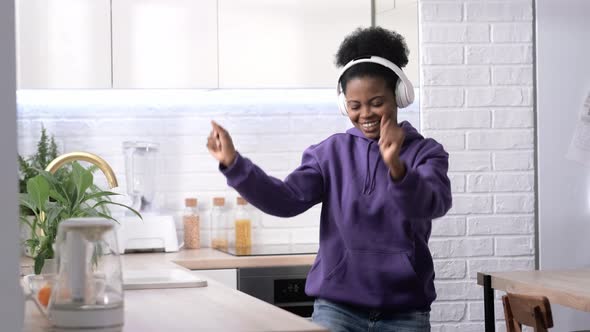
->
xmin=395 ymin=78 xmax=415 ymax=109
xmin=338 ymin=93 xmax=348 ymax=115
xmin=395 ymin=79 xmax=410 ymax=108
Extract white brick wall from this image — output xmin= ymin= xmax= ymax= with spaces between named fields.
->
xmin=422 ymin=46 xmax=464 ymax=65
xmin=421 ymin=0 xmax=534 ymax=329
xmin=466 ymin=45 xmax=533 ymax=64
xmin=421 ymin=3 xmax=464 ymax=22
xmin=421 ymin=23 xmax=490 ymax=43
xmin=492 ymin=66 xmax=533 ymax=85
xmin=491 ymin=23 xmax=532 ymax=43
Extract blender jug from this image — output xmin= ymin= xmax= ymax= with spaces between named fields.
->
xmin=50 ymin=217 xmax=124 ymax=329
xmin=123 ymin=141 xmax=159 ymax=213
xmin=118 ymin=141 xmax=179 ymax=253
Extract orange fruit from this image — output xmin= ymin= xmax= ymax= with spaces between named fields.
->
xmin=38 ymin=285 xmax=51 ymax=307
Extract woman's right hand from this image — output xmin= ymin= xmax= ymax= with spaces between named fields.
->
xmin=207 ymin=121 xmax=237 ymax=168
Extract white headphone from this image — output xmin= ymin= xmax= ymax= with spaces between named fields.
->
xmin=336 ymin=55 xmax=415 ymax=115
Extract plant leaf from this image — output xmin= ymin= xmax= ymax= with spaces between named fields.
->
xmin=19 ymin=193 xmax=38 ymax=214
xmin=34 ymin=254 xmax=45 ymax=275
xmin=84 ymin=191 xmax=120 ymax=202
xmin=71 ymin=162 xmax=93 ymax=201
xmin=20 ymin=215 xmax=34 ymax=229
xmin=43 ymin=204 xmax=64 ymax=232
xmin=49 ymin=189 xmax=68 ymax=206
xmin=36 ymin=170 xmax=59 ymax=189
xmin=96 ymin=212 xmax=119 ymax=224
xmin=87 ymin=165 xmax=99 ymax=174
xmin=65 ymin=173 xmax=78 ymax=211
xmin=93 ymin=201 xmax=142 ymax=220
xmin=26 ymin=175 xmax=50 ymax=211
xmin=49 ymin=136 xmax=59 ymax=160
xmin=77 ymin=207 xmax=99 ymax=218
xmin=24 ymin=238 xmax=39 ymax=248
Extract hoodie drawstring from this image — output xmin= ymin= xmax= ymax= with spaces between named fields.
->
xmin=369 ymin=152 xmax=379 ymax=193
xmin=363 ymin=141 xmax=381 ymax=195
xmin=363 ymin=141 xmax=372 ymax=194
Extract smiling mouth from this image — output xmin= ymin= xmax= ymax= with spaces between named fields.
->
xmin=361 ymin=120 xmax=380 ymax=130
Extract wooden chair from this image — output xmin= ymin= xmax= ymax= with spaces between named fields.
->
xmin=502 ymin=293 xmax=553 ymax=332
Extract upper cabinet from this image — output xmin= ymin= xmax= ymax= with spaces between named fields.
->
xmin=16 ymin=0 xmax=112 ymax=89
xmin=16 ymin=0 xmax=371 ymax=89
xmin=112 ymin=0 xmax=218 ymax=88
xmin=218 ymin=0 xmax=371 ymax=88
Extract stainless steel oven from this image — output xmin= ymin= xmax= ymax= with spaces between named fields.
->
xmin=237 ymin=265 xmax=314 ymax=319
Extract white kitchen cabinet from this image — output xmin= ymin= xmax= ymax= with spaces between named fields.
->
xmin=218 ymin=0 xmax=371 ymax=88
xmin=193 ymin=269 xmax=237 ymax=290
xmin=15 ymin=0 xmax=112 ymax=89
xmin=112 ymin=0 xmax=218 ymax=88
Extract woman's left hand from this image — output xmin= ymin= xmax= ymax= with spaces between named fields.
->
xmin=378 ymin=112 xmax=406 ymax=181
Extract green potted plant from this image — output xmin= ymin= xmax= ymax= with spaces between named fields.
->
xmin=20 ymin=162 xmax=141 ymax=274
xmin=18 ymin=126 xmax=63 ymax=196
xmin=18 ymin=126 xmax=66 ymax=257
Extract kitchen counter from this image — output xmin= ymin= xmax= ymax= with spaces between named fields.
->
xmin=22 ymin=248 xmax=324 ymax=332
xmin=124 ymin=248 xmax=317 ymax=270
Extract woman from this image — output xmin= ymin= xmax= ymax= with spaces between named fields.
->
xmin=207 ymin=27 xmax=452 ymax=332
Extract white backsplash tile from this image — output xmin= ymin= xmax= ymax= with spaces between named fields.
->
xmin=17 ymin=89 xmax=420 ymax=246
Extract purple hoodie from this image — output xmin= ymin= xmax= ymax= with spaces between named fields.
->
xmin=220 ymin=121 xmax=452 ymax=311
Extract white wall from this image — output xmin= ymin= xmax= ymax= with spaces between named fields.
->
xmin=420 ymin=0 xmax=535 ymax=330
xmin=536 ymin=0 xmax=590 ymax=329
xmin=0 ymin=0 xmax=24 ymax=330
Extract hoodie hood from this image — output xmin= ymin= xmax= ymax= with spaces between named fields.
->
xmin=345 ymin=121 xmax=423 ymax=194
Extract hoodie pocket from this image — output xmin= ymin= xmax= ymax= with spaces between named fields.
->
xmin=325 ymin=249 xmax=418 ymax=294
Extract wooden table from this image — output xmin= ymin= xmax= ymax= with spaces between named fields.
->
xmin=477 ymin=269 xmax=590 ymax=332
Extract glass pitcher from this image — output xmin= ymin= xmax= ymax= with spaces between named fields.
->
xmin=49 ymin=217 xmax=124 ymax=329
xmin=123 ymin=141 xmax=159 ymax=213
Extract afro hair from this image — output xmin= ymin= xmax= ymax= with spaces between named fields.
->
xmin=335 ymin=26 xmax=409 ymax=68
xmin=335 ymin=27 xmax=410 ymax=97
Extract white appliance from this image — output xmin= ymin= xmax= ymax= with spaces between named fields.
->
xmin=116 ymin=213 xmax=179 ymax=253
xmin=116 ymin=141 xmax=179 ymax=253
xmin=536 ymin=0 xmax=590 ymax=329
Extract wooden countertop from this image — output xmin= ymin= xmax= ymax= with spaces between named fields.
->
xmin=22 ymin=248 xmax=325 ymax=332
xmin=123 ymin=248 xmax=317 ymax=270
xmin=20 ymin=248 xmax=317 ymax=273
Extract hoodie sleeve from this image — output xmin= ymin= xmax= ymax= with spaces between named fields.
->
xmin=387 ymin=139 xmax=452 ymax=219
xmin=220 ymin=148 xmax=324 ymax=218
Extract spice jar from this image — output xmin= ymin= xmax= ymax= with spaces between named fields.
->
xmin=210 ymin=197 xmax=228 ymax=250
xmin=183 ymin=198 xmax=200 ymax=249
xmin=234 ymin=197 xmax=252 ymax=248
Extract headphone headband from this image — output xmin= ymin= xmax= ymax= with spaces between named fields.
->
xmin=336 ymin=55 xmax=414 ymax=112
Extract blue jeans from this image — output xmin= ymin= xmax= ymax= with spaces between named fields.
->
xmin=312 ymin=298 xmax=430 ymax=332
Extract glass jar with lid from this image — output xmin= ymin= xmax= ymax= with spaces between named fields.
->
xmin=183 ymin=198 xmax=200 ymax=249
xmin=233 ymin=197 xmax=252 ymax=253
xmin=210 ymin=197 xmax=228 ymax=250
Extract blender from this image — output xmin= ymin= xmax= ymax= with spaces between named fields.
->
xmin=116 ymin=141 xmax=179 ymax=253
xmin=123 ymin=141 xmax=158 ymax=213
